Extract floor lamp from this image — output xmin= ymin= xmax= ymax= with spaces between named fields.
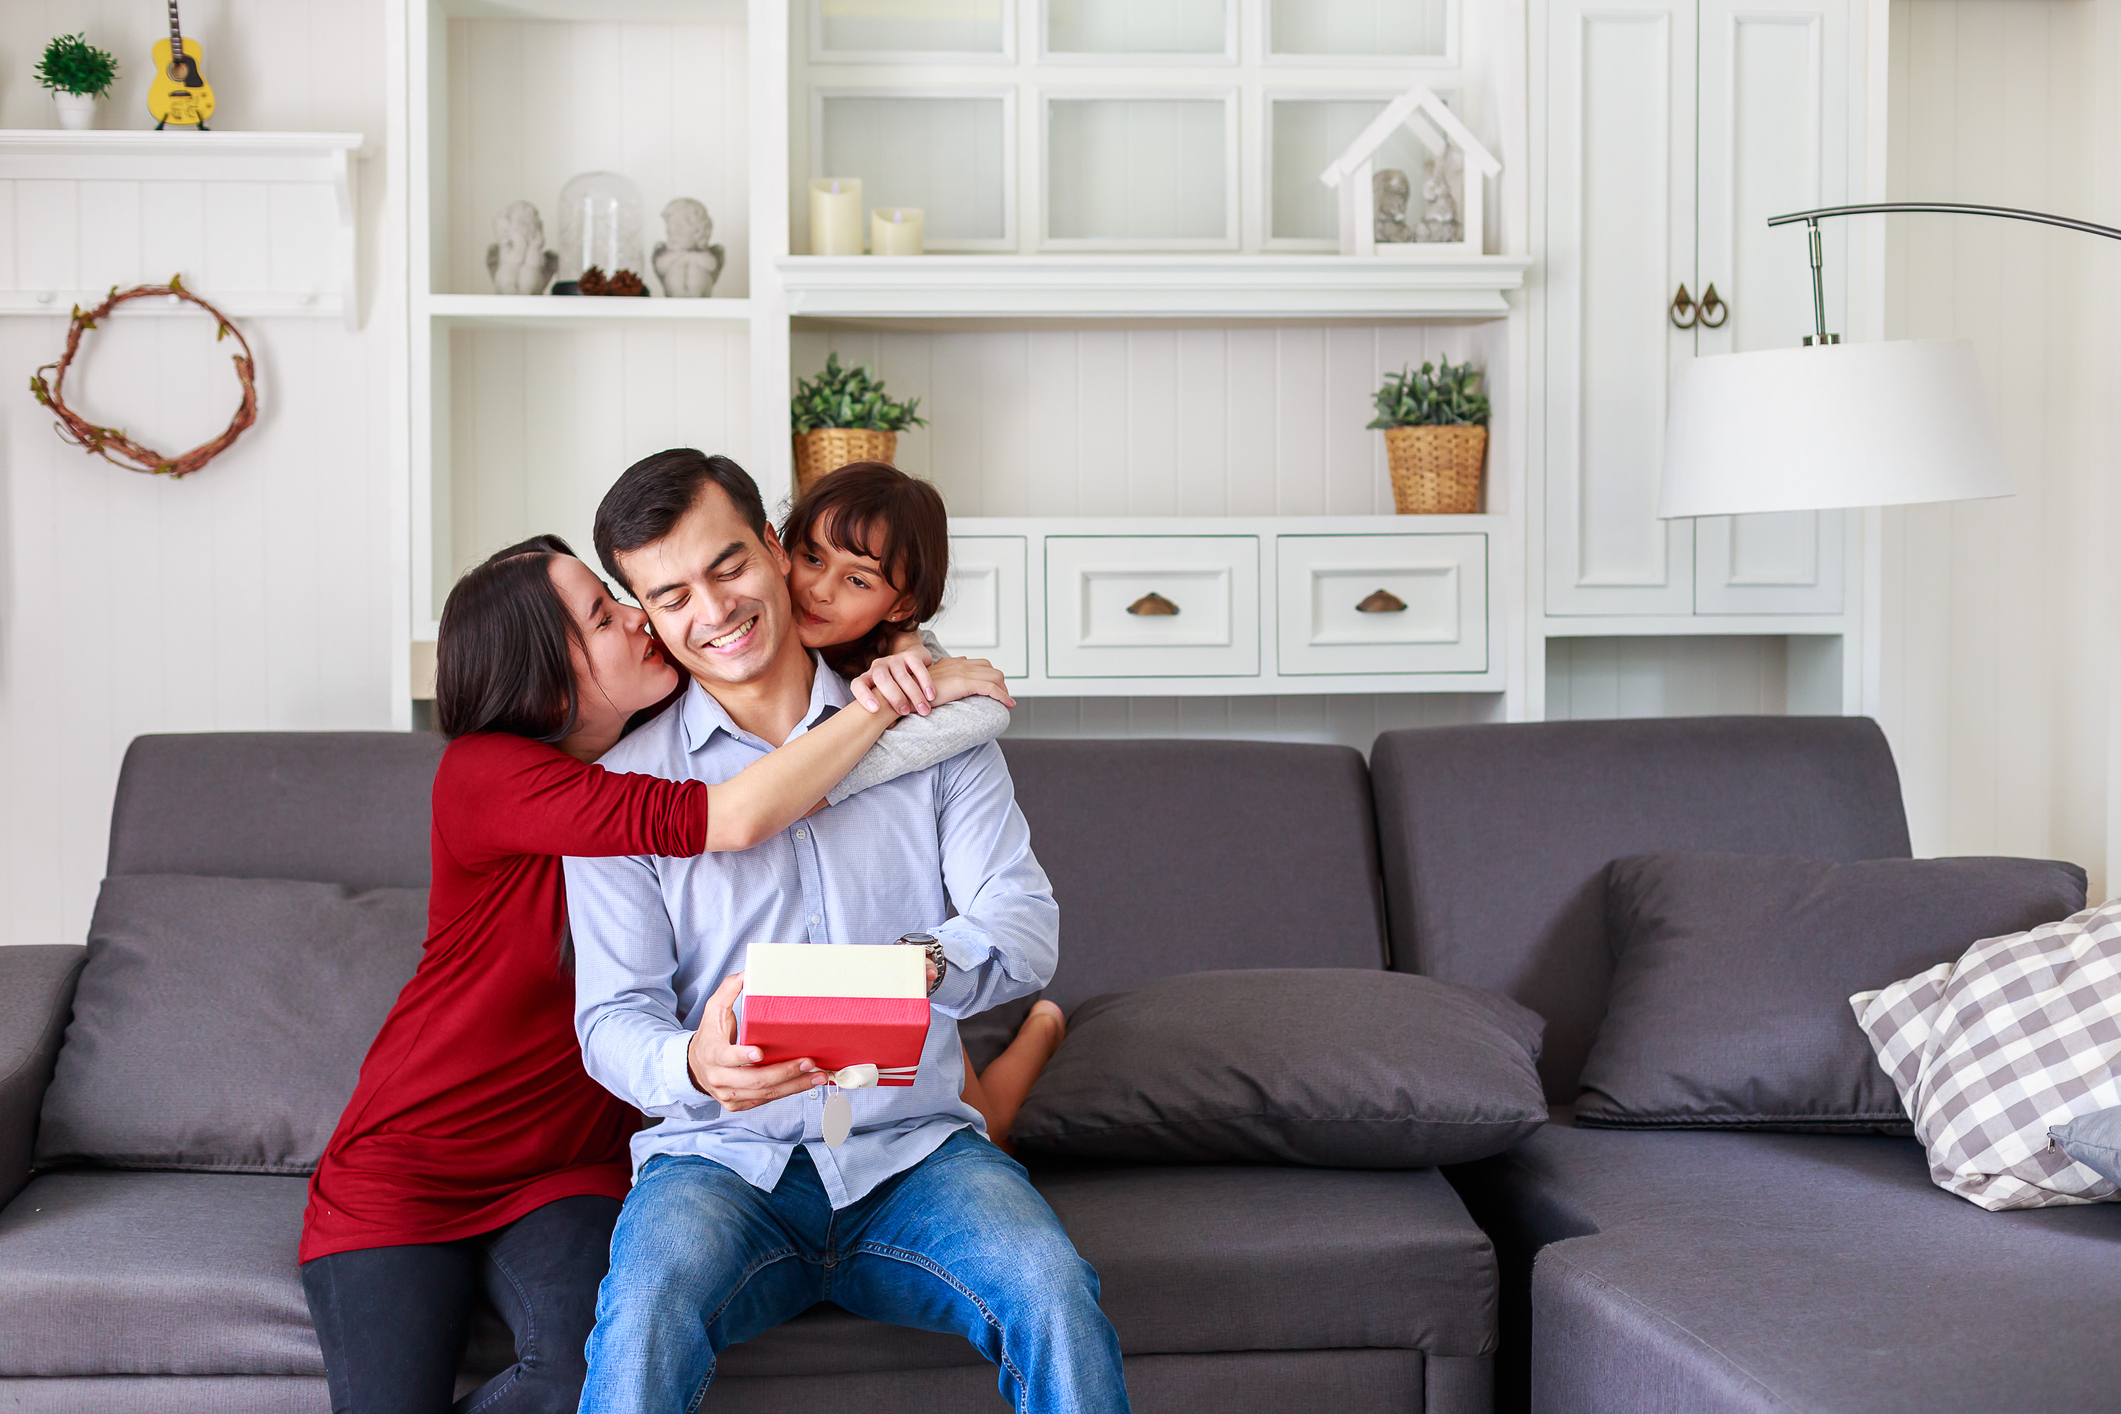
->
xmin=1657 ymin=202 xmax=2121 ymax=520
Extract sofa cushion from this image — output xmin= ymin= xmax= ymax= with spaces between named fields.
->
xmin=35 ymin=876 xmax=426 ymax=1174
xmin=1577 ymin=853 xmax=2086 ymax=1134
xmin=1011 ymin=970 xmax=1546 ymax=1167
xmin=999 ymin=740 xmax=1388 ymax=1009
xmin=1462 ymin=1118 xmax=2121 ymax=1413
xmin=107 ymin=733 xmax=444 ymax=889
xmin=0 ymin=1165 xmax=1495 ymax=1382
xmin=1370 ymin=717 xmax=1913 ymax=1100
xmin=0 ymin=1172 xmax=323 ymax=1377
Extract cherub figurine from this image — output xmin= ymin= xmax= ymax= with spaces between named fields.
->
xmin=485 ymin=201 xmax=558 ymax=296
xmin=652 ymin=197 xmax=726 ymax=298
xmin=1373 ymin=169 xmax=1415 ymax=244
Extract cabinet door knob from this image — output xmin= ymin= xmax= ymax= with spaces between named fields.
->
xmin=1126 ymin=591 xmax=1180 ymax=616
xmin=1669 ymin=283 xmax=1697 ymax=328
xmin=1698 ymin=282 xmax=1729 ymax=328
xmin=1356 ymin=588 xmax=1408 ymax=613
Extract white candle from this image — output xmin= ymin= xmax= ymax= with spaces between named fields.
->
xmin=809 ymin=178 xmax=864 ymax=256
xmin=871 ymin=207 xmax=925 ymax=257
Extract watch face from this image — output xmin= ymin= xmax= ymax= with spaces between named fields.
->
xmin=899 ymin=933 xmax=938 ymax=945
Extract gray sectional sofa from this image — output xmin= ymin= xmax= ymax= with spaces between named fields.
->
xmin=1 ymin=717 xmax=2114 ymax=1413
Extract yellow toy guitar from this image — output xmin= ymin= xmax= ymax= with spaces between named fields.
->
xmin=147 ymin=0 xmax=214 ymax=130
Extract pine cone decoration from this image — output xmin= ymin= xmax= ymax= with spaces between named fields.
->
xmin=577 ymin=266 xmax=646 ymax=297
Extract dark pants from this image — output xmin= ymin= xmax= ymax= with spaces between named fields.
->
xmin=301 ymin=1194 xmax=620 ymax=1414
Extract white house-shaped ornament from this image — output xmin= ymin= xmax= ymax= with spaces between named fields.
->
xmin=1319 ymin=84 xmax=1500 ymax=258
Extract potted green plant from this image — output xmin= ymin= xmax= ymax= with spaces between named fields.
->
xmin=791 ymin=352 xmax=927 ymax=492
xmin=36 ymin=33 xmax=119 ymax=131
xmin=1366 ymin=357 xmax=1492 ymax=514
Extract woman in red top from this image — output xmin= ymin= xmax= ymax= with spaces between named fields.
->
xmin=299 ymin=534 xmax=1012 ymax=1414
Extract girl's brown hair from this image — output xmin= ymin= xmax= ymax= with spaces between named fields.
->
xmin=781 ymin=462 xmax=949 ymax=677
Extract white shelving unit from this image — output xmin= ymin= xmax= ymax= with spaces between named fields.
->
xmin=401 ymin=0 xmax=1532 ymax=711
xmin=0 ymin=130 xmax=365 ymax=326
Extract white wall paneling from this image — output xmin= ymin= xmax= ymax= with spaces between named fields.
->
xmin=1876 ymin=0 xmax=2119 ymax=893
xmin=1267 ymin=0 xmax=1455 ymax=63
xmin=812 ymin=0 xmax=1011 ymax=61
xmin=788 ymin=321 xmax=1511 ymax=518
xmin=0 ymin=0 xmax=400 ymax=949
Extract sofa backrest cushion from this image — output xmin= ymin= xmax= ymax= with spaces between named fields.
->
xmin=35 ymin=875 xmax=427 ymax=1174
xmin=1369 ymin=716 xmax=1913 ymax=1100
xmin=1000 ymin=739 xmax=1388 ymax=1009
xmin=108 ymin=732 xmax=445 ymax=889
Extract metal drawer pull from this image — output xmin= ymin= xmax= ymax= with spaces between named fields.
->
xmin=1356 ymin=589 xmax=1408 ymax=614
xmin=1670 ymin=283 xmax=1697 ymax=328
xmin=1698 ymin=282 xmax=1729 ymax=328
xmin=1126 ymin=592 xmax=1180 ymax=616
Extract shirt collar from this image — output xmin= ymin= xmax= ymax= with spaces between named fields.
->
xmin=679 ymin=651 xmax=849 ymax=755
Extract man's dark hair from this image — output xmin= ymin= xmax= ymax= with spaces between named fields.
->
xmin=433 ymin=534 xmax=583 ymax=742
xmin=594 ymin=449 xmax=768 ymax=593
xmin=781 ymin=461 xmax=950 ymax=678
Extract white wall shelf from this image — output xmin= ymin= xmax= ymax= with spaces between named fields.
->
xmin=777 ymin=253 xmax=1530 ymax=319
xmin=0 ymin=129 xmax=365 ymax=327
xmin=425 ymin=294 xmax=754 ymax=327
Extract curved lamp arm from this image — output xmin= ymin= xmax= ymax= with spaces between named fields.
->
xmin=1766 ymin=201 xmax=2121 ymax=345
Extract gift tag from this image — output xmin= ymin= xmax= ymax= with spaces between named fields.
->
xmin=823 ymin=1090 xmax=853 ymax=1148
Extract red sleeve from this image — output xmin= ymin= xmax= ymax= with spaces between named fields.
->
xmin=433 ymin=734 xmax=707 ymax=869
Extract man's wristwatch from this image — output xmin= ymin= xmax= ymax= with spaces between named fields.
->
xmin=897 ymin=933 xmax=946 ymax=996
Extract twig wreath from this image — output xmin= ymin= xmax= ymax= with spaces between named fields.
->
xmin=28 ymin=275 xmax=257 ymax=478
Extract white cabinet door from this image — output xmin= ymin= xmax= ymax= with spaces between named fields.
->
xmin=931 ymin=536 xmax=1028 ymax=677
xmin=1544 ymin=0 xmax=1700 ymax=615
xmin=1691 ymin=0 xmax=1849 ymax=614
xmin=1044 ymin=535 xmax=1261 ymax=679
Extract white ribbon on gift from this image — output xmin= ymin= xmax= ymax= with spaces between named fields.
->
xmin=820 ymin=1063 xmax=919 ymax=1146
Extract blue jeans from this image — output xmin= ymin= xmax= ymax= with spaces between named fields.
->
xmin=580 ymin=1128 xmax=1128 ymax=1414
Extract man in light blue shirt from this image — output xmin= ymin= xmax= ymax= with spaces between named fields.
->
xmin=564 ymin=450 xmax=1129 ymax=1414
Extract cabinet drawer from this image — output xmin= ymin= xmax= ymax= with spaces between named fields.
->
xmin=1276 ymin=534 xmax=1487 ymax=675
xmin=1045 ymin=536 xmax=1260 ymax=679
xmin=930 ymin=536 xmax=1028 ymax=678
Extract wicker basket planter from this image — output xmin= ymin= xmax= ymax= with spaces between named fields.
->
xmin=1383 ymin=425 xmax=1487 ymax=514
xmin=793 ymin=428 xmax=897 ymax=493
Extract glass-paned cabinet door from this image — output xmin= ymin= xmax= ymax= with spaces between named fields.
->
xmin=816 ymin=92 xmax=1014 ymax=248
xmin=1043 ymin=0 xmax=1233 ymax=58
xmin=813 ymin=0 xmax=1010 ymax=61
xmin=1044 ymin=95 xmax=1236 ymax=247
xmin=1268 ymin=0 xmax=1452 ymax=60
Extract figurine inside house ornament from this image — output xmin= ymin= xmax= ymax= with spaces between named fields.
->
xmin=486 ymin=201 xmax=557 ymax=296
xmin=1319 ymin=82 xmax=1500 ymax=258
xmin=1418 ymin=150 xmax=1464 ymax=244
xmin=652 ymin=197 xmax=725 ymax=298
xmin=1373 ymin=169 xmax=1415 ymax=245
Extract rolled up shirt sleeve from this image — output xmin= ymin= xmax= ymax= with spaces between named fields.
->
xmin=566 ymin=851 xmax=718 ymax=1118
xmin=923 ymin=741 xmax=1059 ymax=1019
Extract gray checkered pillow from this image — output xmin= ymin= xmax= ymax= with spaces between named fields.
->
xmin=1852 ymin=897 xmax=2121 ymax=1210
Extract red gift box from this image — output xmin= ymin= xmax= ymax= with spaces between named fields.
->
xmin=737 ymin=943 xmax=930 ymax=1085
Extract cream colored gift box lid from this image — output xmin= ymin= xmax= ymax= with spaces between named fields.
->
xmin=742 ymin=942 xmax=926 ymax=999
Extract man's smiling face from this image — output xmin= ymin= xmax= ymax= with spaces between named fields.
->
xmin=615 ymin=480 xmax=795 ymax=688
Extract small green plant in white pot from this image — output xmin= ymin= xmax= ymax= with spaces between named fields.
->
xmin=1367 ymin=357 xmax=1491 ymax=514
xmin=37 ymin=33 xmax=119 ymax=131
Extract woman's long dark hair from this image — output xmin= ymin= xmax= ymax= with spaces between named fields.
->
xmin=434 ymin=535 xmax=584 ymax=742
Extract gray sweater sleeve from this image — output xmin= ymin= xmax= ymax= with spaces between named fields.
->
xmin=826 ymin=631 xmax=1012 ymax=806
xmin=826 ymin=696 xmax=1013 ymax=805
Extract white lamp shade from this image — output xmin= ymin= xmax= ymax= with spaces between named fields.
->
xmin=1658 ymin=339 xmax=2012 ymax=518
